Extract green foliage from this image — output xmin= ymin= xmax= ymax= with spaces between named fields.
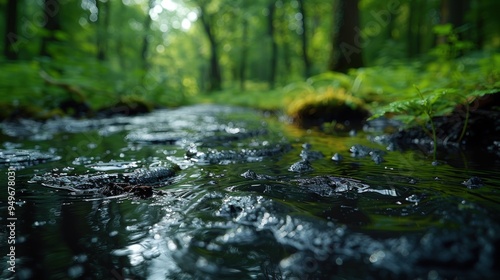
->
xmin=431 ymin=24 xmax=475 ymax=60
xmin=1 ymin=0 xmax=500 ymax=121
xmin=369 ymin=85 xmax=499 ymax=160
xmin=0 ymin=61 xmax=44 ymax=105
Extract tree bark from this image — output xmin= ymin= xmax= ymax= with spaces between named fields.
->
xmin=473 ymin=0 xmax=483 ymax=49
xmin=406 ymin=0 xmax=422 ymax=57
xmin=438 ymin=0 xmax=471 ymax=55
xmin=268 ymin=1 xmax=278 ymax=89
xmin=440 ymin=0 xmax=470 ymax=41
xmin=116 ymin=1 xmax=126 ymax=69
xmin=40 ymin=0 xmax=61 ymax=57
xmin=297 ymin=0 xmax=311 ymax=78
xmin=328 ymin=0 xmax=363 ymax=73
xmin=407 ymin=0 xmax=414 ymax=57
xmin=141 ymin=0 xmax=154 ymax=72
xmin=440 ymin=0 xmax=468 ymax=29
xmin=199 ymin=3 xmax=222 ymax=91
xmin=239 ymin=14 xmax=248 ymax=91
xmin=96 ymin=0 xmax=110 ymax=61
xmin=4 ymin=0 xmax=18 ymax=60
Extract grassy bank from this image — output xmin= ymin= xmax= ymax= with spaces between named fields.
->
xmin=1 ymin=52 xmax=498 ymax=125
xmin=194 ymin=51 xmax=500 ymax=128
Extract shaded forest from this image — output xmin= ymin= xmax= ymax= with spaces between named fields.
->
xmin=0 ymin=0 xmax=499 ymax=120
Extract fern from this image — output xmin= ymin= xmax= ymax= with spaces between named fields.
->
xmin=369 ymin=86 xmax=499 ymax=161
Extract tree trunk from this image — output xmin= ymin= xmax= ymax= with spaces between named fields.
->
xmin=438 ymin=0 xmax=471 ymax=55
xmin=116 ymin=1 xmax=126 ymax=69
xmin=199 ymin=3 xmax=222 ymax=92
xmin=268 ymin=1 xmax=278 ymax=89
xmin=279 ymin=3 xmax=292 ymax=83
xmin=239 ymin=14 xmax=248 ymax=91
xmin=141 ymin=0 xmax=154 ymax=72
xmin=40 ymin=0 xmax=61 ymax=57
xmin=297 ymin=0 xmax=311 ymax=78
xmin=4 ymin=0 xmax=18 ymax=60
xmin=96 ymin=0 xmax=110 ymax=61
xmin=440 ymin=0 xmax=468 ymax=29
xmin=406 ymin=0 xmax=420 ymax=57
xmin=415 ymin=0 xmax=422 ymax=55
xmin=473 ymin=0 xmax=483 ymax=49
xmin=328 ymin=0 xmax=363 ymax=73
xmin=440 ymin=0 xmax=470 ymax=41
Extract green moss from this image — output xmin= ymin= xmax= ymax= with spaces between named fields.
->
xmin=286 ymin=87 xmax=370 ymax=129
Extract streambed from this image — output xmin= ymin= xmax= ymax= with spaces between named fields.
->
xmin=1 ymin=105 xmax=499 ymax=279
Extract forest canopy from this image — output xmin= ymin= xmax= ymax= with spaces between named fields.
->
xmin=1 ymin=0 xmax=499 ymax=119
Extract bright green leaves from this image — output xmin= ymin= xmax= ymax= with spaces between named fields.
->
xmin=431 ymin=24 xmax=474 ymax=60
xmin=369 ymin=87 xmax=498 ymax=124
xmin=432 ymin=23 xmax=453 ymax=36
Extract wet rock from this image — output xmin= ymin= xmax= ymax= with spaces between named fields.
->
xmin=240 ymin=170 xmax=276 ymax=180
xmin=350 ymin=144 xmax=370 ymax=157
xmin=289 ymin=160 xmax=313 ymax=173
xmin=371 ymin=152 xmax=384 ymax=164
xmin=350 ymin=144 xmax=385 ymax=164
xmin=185 ymin=144 xmax=200 ymax=158
xmin=30 ymin=165 xmax=180 ymax=197
xmin=102 ymin=183 xmax=154 ymax=198
xmin=191 ymin=143 xmax=292 ymax=164
xmin=299 ymin=144 xmax=324 ymax=161
xmin=128 ymin=166 xmax=180 ymax=185
xmin=241 ymin=169 xmax=258 ymax=179
xmin=216 ymin=196 xmax=255 ymax=219
xmin=293 ymin=176 xmax=370 ymax=193
xmin=331 ymin=153 xmax=343 ymax=162
xmin=0 ymin=149 xmax=61 ymax=168
xmin=273 ymin=208 xmax=500 ymax=279
xmin=462 ymin=176 xmax=484 ymax=189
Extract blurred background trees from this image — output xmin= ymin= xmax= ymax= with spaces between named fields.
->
xmin=0 ymin=0 xmax=499 ymax=117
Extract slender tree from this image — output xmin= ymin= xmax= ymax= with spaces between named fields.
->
xmin=40 ymin=0 xmax=61 ymax=57
xmin=472 ymin=0 xmax=483 ymax=49
xmin=239 ymin=13 xmax=248 ymax=91
xmin=440 ymin=0 xmax=470 ymax=44
xmin=115 ymin=1 xmax=126 ymax=70
xmin=96 ymin=0 xmax=110 ymax=61
xmin=440 ymin=0 xmax=468 ymax=30
xmin=297 ymin=0 xmax=311 ymax=78
xmin=268 ymin=0 xmax=278 ymax=89
xmin=406 ymin=0 xmax=424 ymax=57
xmin=277 ymin=1 xmax=292 ymax=83
xmin=141 ymin=0 xmax=154 ymax=72
xmin=197 ymin=1 xmax=222 ymax=91
xmin=328 ymin=0 xmax=363 ymax=73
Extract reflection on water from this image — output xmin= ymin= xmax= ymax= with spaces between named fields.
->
xmin=0 ymin=105 xmax=499 ymax=279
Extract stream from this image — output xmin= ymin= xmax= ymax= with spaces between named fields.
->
xmin=1 ymin=105 xmax=499 ymax=279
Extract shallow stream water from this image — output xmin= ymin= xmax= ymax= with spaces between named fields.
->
xmin=1 ymin=105 xmax=499 ymax=279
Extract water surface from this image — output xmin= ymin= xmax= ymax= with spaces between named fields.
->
xmin=1 ymin=105 xmax=499 ymax=279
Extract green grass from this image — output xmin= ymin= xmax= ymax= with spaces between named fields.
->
xmin=190 ymin=89 xmax=285 ymax=111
